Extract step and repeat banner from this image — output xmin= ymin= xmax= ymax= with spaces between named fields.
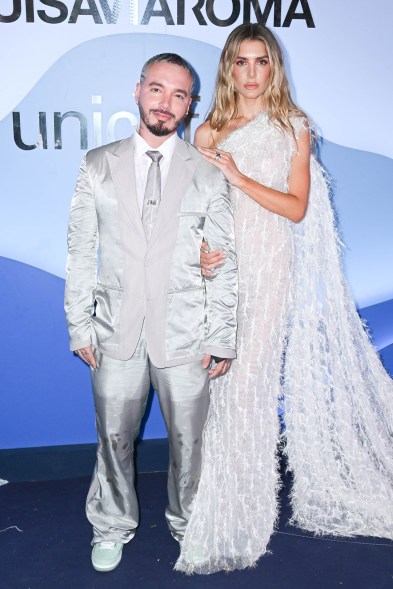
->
xmin=1 ymin=0 xmax=393 ymax=449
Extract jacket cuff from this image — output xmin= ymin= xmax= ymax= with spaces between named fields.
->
xmin=70 ymin=338 xmax=92 ymax=352
xmin=204 ymin=346 xmax=236 ymax=360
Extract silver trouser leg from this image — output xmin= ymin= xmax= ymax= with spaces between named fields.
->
xmin=86 ymin=334 xmax=151 ymax=544
xmin=150 ymin=359 xmax=210 ymax=541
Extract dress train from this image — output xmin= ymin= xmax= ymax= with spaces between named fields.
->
xmin=175 ymin=114 xmax=393 ymax=574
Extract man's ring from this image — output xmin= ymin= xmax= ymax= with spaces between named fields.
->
xmin=214 ymin=152 xmax=221 ymax=161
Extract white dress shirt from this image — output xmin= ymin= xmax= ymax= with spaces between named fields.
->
xmin=134 ymin=131 xmax=178 ymax=216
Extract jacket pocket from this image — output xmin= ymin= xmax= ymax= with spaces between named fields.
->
xmin=166 ymin=288 xmax=206 ymax=356
xmin=96 ymin=282 xmax=124 ymax=292
xmin=168 ymin=285 xmax=203 ymax=294
xmin=92 ymin=286 xmax=122 ymax=346
xmin=177 ymin=211 xmax=206 ymax=217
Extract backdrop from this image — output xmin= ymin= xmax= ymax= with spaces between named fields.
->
xmin=1 ymin=0 xmax=392 ymax=448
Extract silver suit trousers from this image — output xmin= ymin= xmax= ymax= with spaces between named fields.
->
xmin=86 ymin=327 xmax=210 ymax=544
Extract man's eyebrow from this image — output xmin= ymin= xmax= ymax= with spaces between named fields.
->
xmin=173 ymin=89 xmax=188 ymax=96
xmin=148 ymin=81 xmax=188 ymax=96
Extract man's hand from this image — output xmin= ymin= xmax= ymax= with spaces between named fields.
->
xmin=75 ymin=345 xmax=97 ymax=368
xmin=202 ymin=354 xmax=232 ymax=379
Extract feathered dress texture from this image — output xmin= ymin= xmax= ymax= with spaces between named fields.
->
xmin=175 ymin=113 xmax=393 ymax=574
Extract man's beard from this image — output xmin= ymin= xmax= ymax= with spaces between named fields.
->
xmin=138 ymin=104 xmax=184 ymax=136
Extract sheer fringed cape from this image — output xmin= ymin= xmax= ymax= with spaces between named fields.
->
xmin=175 ymin=114 xmax=393 ymax=575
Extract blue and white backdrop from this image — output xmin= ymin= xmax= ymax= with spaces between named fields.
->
xmin=1 ymin=0 xmax=392 ymax=449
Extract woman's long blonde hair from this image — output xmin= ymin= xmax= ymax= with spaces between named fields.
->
xmin=209 ymin=23 xmax=310 ymax=137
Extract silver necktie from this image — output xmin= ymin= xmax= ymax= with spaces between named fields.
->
xmin=142 ymin=150 xmax=163 ymax=241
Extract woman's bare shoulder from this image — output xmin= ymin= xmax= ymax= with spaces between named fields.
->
xmin=194 ymin=121 xmax=217 ymax=148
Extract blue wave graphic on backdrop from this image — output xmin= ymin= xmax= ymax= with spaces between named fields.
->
xmin=1 ymin=255 xmax=392 ymax=449
xmin=318 ymin=139 xmax=393 ymax=308
xmin=0 ymin=33 xmax=392 ymax=309
xmin=1 ymin=32 xmax=392 ymax=448
xmin=0 ymin=34 xmax=220 ymax=281
xmin=0 ymin=257 xmax=167 ymax=449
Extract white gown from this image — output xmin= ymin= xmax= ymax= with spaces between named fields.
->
xmin=175 ymin=112 xmax=393 ymax=574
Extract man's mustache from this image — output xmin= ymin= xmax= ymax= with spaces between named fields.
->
xmin=150 ymin=109 xmax=175 ymax=119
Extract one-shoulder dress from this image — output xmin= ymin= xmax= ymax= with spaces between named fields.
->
xmin=176 ymin=112 xmax=393 ymax=574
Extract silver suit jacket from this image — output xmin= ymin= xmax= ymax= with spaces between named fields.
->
xmin=64 ymin=134 xmax=238 ymax=368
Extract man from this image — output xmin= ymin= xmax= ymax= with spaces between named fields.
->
xmin=64 ymin=53 xmax=237 ymax=573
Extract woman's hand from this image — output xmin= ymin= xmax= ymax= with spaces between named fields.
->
xmin=197 ymin=127 xmax=311 ymax=223
xmin=200 ymin=240 xmax=225 ymax=277
xmin=197 ymin=147 xmax=244 ymax=187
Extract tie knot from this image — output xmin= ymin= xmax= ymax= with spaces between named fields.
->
xmin=146 ymin=150 xmax=163 ymax=164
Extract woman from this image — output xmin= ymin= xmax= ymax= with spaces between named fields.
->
xmin=175 ymin=23 xmax=393 ymax=574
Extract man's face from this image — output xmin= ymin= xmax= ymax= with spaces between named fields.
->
xmin=135 ymin=61 xmax=193 ymax=140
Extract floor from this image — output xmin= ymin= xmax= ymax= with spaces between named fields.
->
xmin=1 ymin=470 xmax=392 ymax=589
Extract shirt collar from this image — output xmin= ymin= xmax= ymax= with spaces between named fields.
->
xmin=134 ymin=130 xmax=178 ymax=161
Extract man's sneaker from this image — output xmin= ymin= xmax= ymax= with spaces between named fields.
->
xmin=91 ymin=541 xmax=123 ymax=572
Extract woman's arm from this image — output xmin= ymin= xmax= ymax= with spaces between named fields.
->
xmin=198 ymin=127 xmax=311 ymax=223
xmin=195 ymin=122 xmax=225 ymax=275
xmin=194 ymin=121 xmax=225 ymax=278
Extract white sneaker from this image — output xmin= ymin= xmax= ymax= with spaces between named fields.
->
xmin=91 ymin=541 xmax=123 ymax=572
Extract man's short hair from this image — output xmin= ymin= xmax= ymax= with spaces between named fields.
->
xmin=140 ymin=53 xmax=195 ymax=93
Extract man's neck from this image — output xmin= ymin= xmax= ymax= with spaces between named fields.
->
xmin=138 ymin=126 xmax=176 ymax=148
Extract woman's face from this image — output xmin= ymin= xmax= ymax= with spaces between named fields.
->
xmin=232 ymin=39 xmax=271 ymax=101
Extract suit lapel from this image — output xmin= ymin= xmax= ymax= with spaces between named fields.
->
xmin=106 ymin=136 xmax=146 ymax=243
xmin=148 ymin=138 xmax=197 ymax=250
